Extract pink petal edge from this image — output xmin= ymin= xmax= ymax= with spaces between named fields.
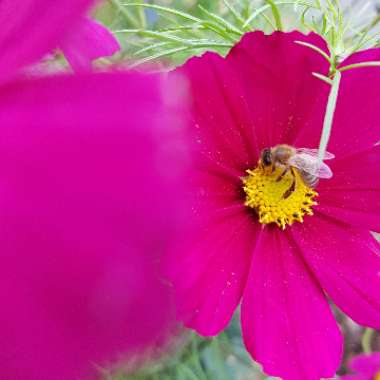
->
xmin=316 ymin=145 xmax=380 ymax=232
xmin=60 ymin=17 xmax=121 ymax=73
xmin=0 ymin=0 xmax=93 ymax=81
xmin=241 ymin=227 xmax=342 ymax=380
xmin=292 ymin=216 xmax=380 ymax=330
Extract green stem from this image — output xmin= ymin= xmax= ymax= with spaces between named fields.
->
xmin=109 ymin=0 xmax=140 ymax=28
xmin=294 ymin=40 xmax=331 ymax=63
xmin=339 ymin=61 xmax=380 ymax=72
xmin=136 ymin=0 xmax=146 ymax=29
xmin=222 ymin=0 xmax=249 ymax=31
xmin=198 ymin=5 xmax=244 ymax=36
xmin=312 ymin=72 xmax=333 ymax=85
xmin=122 ymin=3 xmax=201 ymax=23
xmin=318 ymin=70 xmax=341 ymax=161
xmin=128 ymin=46 xmax=190 ymax=68
xmin=243 ymin=1 xmax=316 ymax=28
xmin=265 ymin=0 xmax=283 ymax=30
xmin=362 ymin=328 xmax=374 ymax=354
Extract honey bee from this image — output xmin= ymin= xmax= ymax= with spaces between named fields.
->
xmin=260 ymin=144 xmax=334 ymax=196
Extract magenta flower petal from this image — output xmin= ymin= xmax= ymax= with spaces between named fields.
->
xmin=296 ymin=52 xmax=380 ymax=157
xmin=176 ymin=31 xmax=329 ymax=172
xmin=241 ymin=227 xmax=342 ymax=380
xmin=166 ymin=211 xmax=259 ymax=336
xmin=176 ymin=51 xmax=258 ymax=171
xmin=225 ymin=31 xmax=330 ymax=150
xmin=341 ymin=353 xmax=380 ymax=379
xmin=0 ymin=72 xmax=188 ymax=380
xmin=332 ymin=64 xmax=380 ymax=156
xmin=349 ymin=353 xmax=380 ymax=375
xmin=316 ymin=145 xmax=380 ymax=231
xmin=60 ymin=17 xmax=120 ymax=73
xmin=292 ymin=216 xmax=380 ymax=329
xmin=340 ymin=45 xmax=380 ymax=66
xmin=0 ymin=0 xmax=93 ymax=82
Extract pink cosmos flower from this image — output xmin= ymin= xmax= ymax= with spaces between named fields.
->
xmin=166 ymin=31 xmax=380 ymax=380
xmin=0 ymin=1 xmax=190 ymax=379
xmin=341 ymin=353 xmax=380 ymax=380
xmin=60 ymin=17 xmax=121 ymax=72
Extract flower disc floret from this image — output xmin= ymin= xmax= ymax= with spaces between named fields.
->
xmin=242 ymin=164 xmax=318 ymax=229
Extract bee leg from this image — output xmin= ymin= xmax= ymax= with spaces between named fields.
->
xmin=282 ymin=167 xmax=296 ymax=199
xmin=276 ymin=166 xmax=289 ymax=182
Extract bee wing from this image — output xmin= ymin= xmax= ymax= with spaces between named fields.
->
xmin=288 ymin=153 xmax=333 ymax=179
xmin=314 ymin=161 xmax=333 ymax=178
xmin=296 ymin=148 xmax=335 ymax=160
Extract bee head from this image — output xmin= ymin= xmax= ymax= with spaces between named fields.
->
xmin=261 ymin=148 xmax=272 ymax=166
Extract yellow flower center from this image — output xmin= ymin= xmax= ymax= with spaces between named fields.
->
xmin=375 ymin=371 xmax=380 ymax=380
xmin=242 ymin=164 xmax=318 ymax=229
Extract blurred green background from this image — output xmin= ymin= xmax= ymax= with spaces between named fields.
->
xmin=95 ymin=0 xmax=380 ymax=69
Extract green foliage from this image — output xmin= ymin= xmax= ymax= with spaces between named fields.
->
xmin=109 ymin=315 xmax=265 ymax=380
xmin=104 ymin=0 xmax=380 ymax=69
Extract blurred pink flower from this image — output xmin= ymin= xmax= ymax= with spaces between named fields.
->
xmin=60 ymin=17 xmax=120 ymax=72
xmin=0 ymin=1 xmax=190 ymax=379
xmin=341 ymin=353 xmax=380 ymax=380
xmin=166 ymin=31 xmax=380 ymax=380
xmin=0 ymin=0 xmax=90 ymax=82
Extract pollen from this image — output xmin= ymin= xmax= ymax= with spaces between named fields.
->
xmin=242 ymin=165 xmax=318 ymax=229
xmin=375 ymin=372 xmax=380 ymax=380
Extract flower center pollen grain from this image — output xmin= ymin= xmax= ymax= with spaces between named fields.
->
xmin=242 ymin=164 xmax=318 ymax=229
xmin=375 ymin=372 xmax=380 ymax=380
